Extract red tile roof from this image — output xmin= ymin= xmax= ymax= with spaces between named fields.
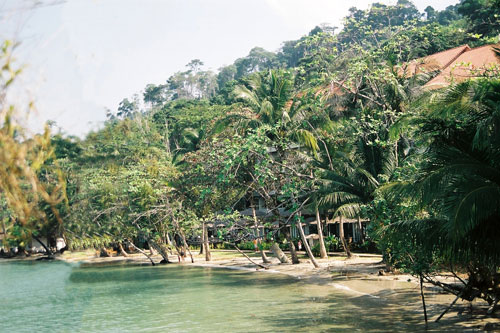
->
xmin=425 ymin=43 xmax=500 ymax=89
xmin=402 ymin=45 xmax=470 ymax=76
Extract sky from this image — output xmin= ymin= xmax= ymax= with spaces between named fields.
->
xmin=0 ymin=0 xmax=458 ymax=137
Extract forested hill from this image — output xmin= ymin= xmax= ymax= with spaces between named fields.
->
xmin=105 ymin=0 xmax=498 ymax=147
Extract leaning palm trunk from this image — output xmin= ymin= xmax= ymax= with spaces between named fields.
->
xmin=251 ymin=203 xmax=271 ymax=264
xmin=284 ymin=228 xmax=300 ymax=264
xmin=148 ymin=239 xmax=171 ymax=263
xmin=118 ymin=242 xmax=129 ymax=257
xmin=270 ymin=242 xmax=290 ymax=263
xmin=316 ymin=207 xmax=328 ymax=259
xmin=295 ymin=219 xmax=319 ymax=268
xmin=339 ymin=216 xmax=352 ymax=258
xmin=128 ymin=240 xmax=155 ymax=266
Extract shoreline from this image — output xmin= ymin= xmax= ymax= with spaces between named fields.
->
xmin=3 ymin=249 xmax=499 ymax=330
xmin=0 ymin=249 xmax=479 ymax=289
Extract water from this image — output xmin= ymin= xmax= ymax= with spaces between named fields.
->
xmin=0 ymin=261 xmax=464 ymax=332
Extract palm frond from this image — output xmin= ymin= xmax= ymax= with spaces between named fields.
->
xmin=334 ymin=203 xmax=361 ymax=219
xmin=292 ymin=129 xmax=319 ymax=154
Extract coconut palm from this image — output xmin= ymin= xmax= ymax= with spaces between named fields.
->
xmin=213 ymin=70 xmax=327 ymax=265
xmin=385 ymin=78 xmax=500 ymax=308
xmin=217 ymin=70 xmax=320 ymax=152
xmin=315 ymin=138 xmax=395 ymax=257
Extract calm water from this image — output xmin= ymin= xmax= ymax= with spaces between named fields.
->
xmin=0 ymin=261 xmax=460 ymax=332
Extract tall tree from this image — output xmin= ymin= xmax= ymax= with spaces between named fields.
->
xmin=384 ymin=78 xmax=500 ymax=309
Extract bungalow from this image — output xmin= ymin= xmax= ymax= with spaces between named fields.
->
xmin=237 ymin=192 xmax=368 ymax=246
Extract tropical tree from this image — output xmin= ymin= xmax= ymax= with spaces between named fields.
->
xmin=383 ymin=78 xmax=500 ymax=310
xmin=0 ymin=40 xmax=67 ymax=255
xmin=458 ymin=0 xmax=500 ymax=37
xmin=220 ymin=70 xmax=322 ymax=264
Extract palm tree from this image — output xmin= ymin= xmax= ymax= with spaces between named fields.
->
xmin=315 ymin=145 xmax=387 ymax=258
xmin=385 ymin=78 xmax=500 ymax=308
xmin=218 ymin=70 xmax=322 ymax=265
xmin=220 ymin=70 xmax=320 ymax=151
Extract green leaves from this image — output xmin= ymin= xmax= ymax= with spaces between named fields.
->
xmin=383 ymin=78 xmax=500 ymax=269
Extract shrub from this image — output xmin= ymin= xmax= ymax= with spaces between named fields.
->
xmin=311 ymin=243 xmax=321 ymax=257
xmin=352 ymin=239 xmax=379 ymax=253
xmin=238 ymin=241 xmax=256 ymax=251
xmin=324 ymin=235 xmax=341 ymax=252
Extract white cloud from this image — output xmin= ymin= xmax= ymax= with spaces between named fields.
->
xmin=265 ymin=0 xmax=379 ymax=30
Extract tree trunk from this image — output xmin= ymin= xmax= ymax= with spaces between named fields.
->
xmin=173 ymin=218 xmax=194 ymax=263
xmin=199 ymin=221 xmax=204 ymax=255
xmin=316 ymin=207 xmax=328 ymax=259
xmin=271 ymin=242 xmax=290 ymax=263
xmin=252 ymin=202 xmax=271 ymax=264
xmin=420 ymin=274 xmax=428 ymax=324
xmin=149 ymin=241 xmax=157 ymax=256
xmin=203 ymin=222 xmax=211 ymax=261
xmin=180 ymin=231 xmax=194 ymax=263
xmin=339 ymin=216 xmax=352 ymax=258
xmin=357 ymin=216 xmax=364 ymax=243
xmin=32 ymin=235 xmax=54 ymax=257
xmin=227 ymin=242 xmax=269 ymax=269
xmin=296 ymin=219 xmax=320 ymax=268
xmin=325 ymin=214 xmax=331 ymax=236
xmin=118 ymin=242 xmax=129 ymax=257
xmin=166 ymin=232 xmax=173 ymax=247
xmin=129 ymin=240 xmax=155 ymax=266
xmin=436 ymin=294 xmax=460 ymax=322
xmin=172 ymin=241 xmax=185 ymax=262
xmin=284 ymin=228 xmax=300 ymax=264
xmin=148 ymin=239 xmax=171 ymax=263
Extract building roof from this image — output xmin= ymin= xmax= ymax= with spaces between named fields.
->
xmin=402 ymin=45 xmax=471 ymax=77
xmin=402 ymin=43 xmax=500 ymax=89
xmin=425 ymin=44 xmax=500 ymax=89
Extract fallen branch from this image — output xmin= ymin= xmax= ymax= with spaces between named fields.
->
xmin=420 ymin=274 xmax=428 ymax=325
xmin=488 ymin=297 xmax=499 ymax=315
xmin=422 ymin=274 xmax=462 ymax=297
xmin=435 ymin=293 xmax=460 ymax=322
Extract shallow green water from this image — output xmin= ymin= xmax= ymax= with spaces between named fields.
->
xmin=0 ymin=261 xmax=453 ymax=332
